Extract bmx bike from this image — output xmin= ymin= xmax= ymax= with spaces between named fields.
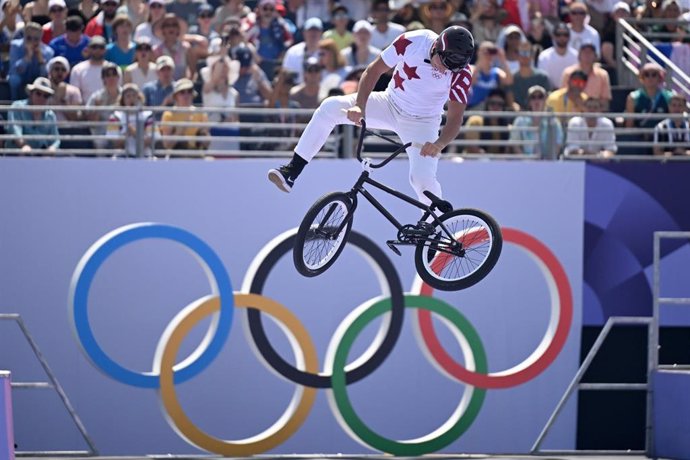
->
xmin=293 ymin=119 xmax=502 ymax=291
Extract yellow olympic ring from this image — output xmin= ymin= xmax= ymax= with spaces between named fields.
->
xmin=156 ymin=293 xmax=319 ymax=456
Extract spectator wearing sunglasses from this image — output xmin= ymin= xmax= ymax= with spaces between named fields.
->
xmin=567 ymin=2 xmax=601 ymax=54
xmin=322 ymin=4 xmax=353 ymax=51
xmin=537 ymin=22 xmax=578 ymax=88
xmin=546 ymin=69 xmax=589 ymax=120
xmin=160 ymin=78 xmax=210 ymax=151
xmin=467 ymin=41 xmax=513 ymax=109
xmin=188 ymin=3 xmax=219 ymax=41
xmin=49 ymin=15 xmax=89 ymax=69
xmin=46 ymin=56 xmax=82 ymax=122
xmin=510 ymin=40 xmax=550 ymax=110
xmin=7 ymin=77 xmax=60 ymax=152
xmin=123 ymin=36 xmax=156 ymax=87
xmin=510 ymin=85 xmax=563 ymax=158
xmin=624 ymin=62 xmax=673 ymax=129
xmin=71 ymin=35 xmax=112 ymax=101
xmin=369 ymin=0 xmax=405 ymax=49
xmin=105 ymin=14 xmax=135 ymax=67
xmin=245 ymin=0 xmax=293 ymax=80
xmin=8 ymin=21 xmax=54 ymax=99
xmin=41 ymin=0 xmax=66 ymax=44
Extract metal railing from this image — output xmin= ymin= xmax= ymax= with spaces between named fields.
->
xmin=1 ymin=105 xmax=690 ymax=160
xmin=617 ymin=18 xmax=690 ymax=96
xmin=0 ymin=314 xmax=97 ymax=457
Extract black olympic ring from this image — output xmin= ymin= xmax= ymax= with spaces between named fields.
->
xmin=244 ymin=230 xmax=405 ymax=388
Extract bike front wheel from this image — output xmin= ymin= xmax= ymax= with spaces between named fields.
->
xmin=414 ymin=208 xmax=502 ymax=291
xmin=294 ymin=192 xmax=354 ymax=277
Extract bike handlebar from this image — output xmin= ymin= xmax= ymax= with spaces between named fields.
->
xmin=356 ymin=119 xmax=413 ymax=169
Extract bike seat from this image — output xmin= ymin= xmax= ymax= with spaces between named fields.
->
xmin=423 ymin=191 xmax=453 ymax=213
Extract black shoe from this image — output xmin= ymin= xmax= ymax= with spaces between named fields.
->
xmin=268 ymin=164 xmax=297 ymax=193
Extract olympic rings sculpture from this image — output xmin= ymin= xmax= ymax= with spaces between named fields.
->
xmin=69 ymin=223 xmax=573 ymax=456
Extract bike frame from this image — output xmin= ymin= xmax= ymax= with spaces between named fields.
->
xmin=327 ymin=120 xmax=458 ymax=247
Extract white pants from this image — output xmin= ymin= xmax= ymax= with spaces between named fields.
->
xmin=294 ymin=92 xmax=443 ymax=204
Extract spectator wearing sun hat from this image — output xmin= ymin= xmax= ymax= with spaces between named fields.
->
xmin=341 ymin=19 xmax=380 ymax=67
xmin=8 ymin=77 xmax=60 ymax=151
xmin=282 ymin=16 xmax=323 ymax=84
xmin=160 ymin=78 xmax=210 ymax=151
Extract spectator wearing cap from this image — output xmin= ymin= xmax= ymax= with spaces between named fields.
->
xmin=86 ymin=61 xmax=123 ymax=147
xmin=85 ymin=0 xmax=120 ymax=42
xmin=625 ymin=62 xmax=673 ymax=129
xmin=123 ymin=36 xmax=156 ymax=87
xmin=232 ymin=44 xmax=272 ymax=104
xmin=188 ymin=4 xmax=220 ymax=41
xmin=322 ymin=5 xmax=353 ymax=51
xmin=165 ymin=0 xmax=205 ymax=33
xmin=107 ymin=83 xmax=157 ymax=156
xmin=289 ymin=56 xmax=322 ymax=110
xmin=153 ymin=14 xmax=191 ymax=80
xmin=496 ymin=24 xmax=527 ymax=74
xmin=510 ymin=40 xmax=551 ymax=110
xmin=419 ymin=0 xmax=453 ymax=35
xmin=70 ymin=35 xmax=112 ymax=101
xmin=546 ymin=69 xmax=588 ymax=119
xmin=142 ymin=55 xmax=175 ymax=116
xmin=133 ymin=0 xmax=166 ymax=48
xmin=41 ymin=0 xmax=66 ymax=44
xmin=341 ymin=19 xmax=380 ymax=67
xmin=9 ymin=22 xmax=54 ymax=99
xmin=8 ymin=76 xmax=60 ymax=152
xmin=46 ymin=56 xmax=82 ymax=122
xmin=537 ymin=22 xmax=578 ymax=88
xmin=160 ymin=78 xmax=210 ymax=151
xmin=560 ymin=42 xmax=611 ymax=109
xmin=105 ymin=14 xmax=135 ymax=67
xmin=282 ymin=16 xmax=323 ymax=84
xmin=245 ymin=0 xmax=293 ymax=80
xmin=370 ymin=0 xmax=405 ymax=50
xmin=468 ymin=41 xmax=513 ymax=109
xmin=564 ymin=97 xmax=616 ymax=157
xmin=49 ymin=15 xmax=89 ymax=69
xmin=653 ymin=92 xmax=690 ymax=156
xmin=510 ymin=85 xmax=564 ymax=158
xmin=567 ymin=2 xmax=601 ymax=54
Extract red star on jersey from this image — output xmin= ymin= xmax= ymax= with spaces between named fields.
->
xmin=393 ymin=34 xmax=412 ymax=56
xmin=393 ymin=71 xmax=405 ymax=90
xmin=402 ymin=62 xmax=419 ymax=80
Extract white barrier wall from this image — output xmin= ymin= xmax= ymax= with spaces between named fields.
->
xmin=0 ymin=158 xmax=584 ymax=456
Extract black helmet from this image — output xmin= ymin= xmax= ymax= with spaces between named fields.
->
xmin=434 ymin=26 xmax=475 ymax=72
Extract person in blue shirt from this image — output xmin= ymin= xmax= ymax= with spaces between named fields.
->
xmin=49 ymin=15 xmax=89 ymax=70
xmin=9 ymin=22 xmax=55 ymax=99
xmin=105 ymin=15 xmax=135 ymax=68
xmin=7 ymin=77 xmax=60 ymax=152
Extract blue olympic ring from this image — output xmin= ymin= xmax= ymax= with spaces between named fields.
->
xmin=69 ymin=223 xmax=234 ymax=388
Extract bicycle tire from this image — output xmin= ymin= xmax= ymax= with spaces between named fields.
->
xmin=294 ymin=192 xmax=354 ymax=277
xmin=414 ymin=208 xmax=502 ymax=291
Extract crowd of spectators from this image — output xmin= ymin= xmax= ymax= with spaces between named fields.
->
xmin=0 ymin=0 xmax=689 ymax=157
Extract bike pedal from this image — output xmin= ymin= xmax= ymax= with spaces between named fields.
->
xmin=386 ymin=241 xmax=402 ymax=256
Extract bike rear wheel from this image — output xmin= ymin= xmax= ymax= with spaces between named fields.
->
xmin=294 ymin=192 xmax=354 ymax=277
xmin=414 ymin=208 xmax=502 ymax=291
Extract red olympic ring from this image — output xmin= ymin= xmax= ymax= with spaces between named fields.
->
xmin=414 ymin=228 xmax=573 ymax=389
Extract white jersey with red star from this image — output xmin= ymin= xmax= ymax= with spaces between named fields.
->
xmin=380 ymin=29 xmax=473 ymax=119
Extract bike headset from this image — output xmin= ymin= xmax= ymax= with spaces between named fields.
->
xmin=428 ymin=26 xmax=475 ymax=73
